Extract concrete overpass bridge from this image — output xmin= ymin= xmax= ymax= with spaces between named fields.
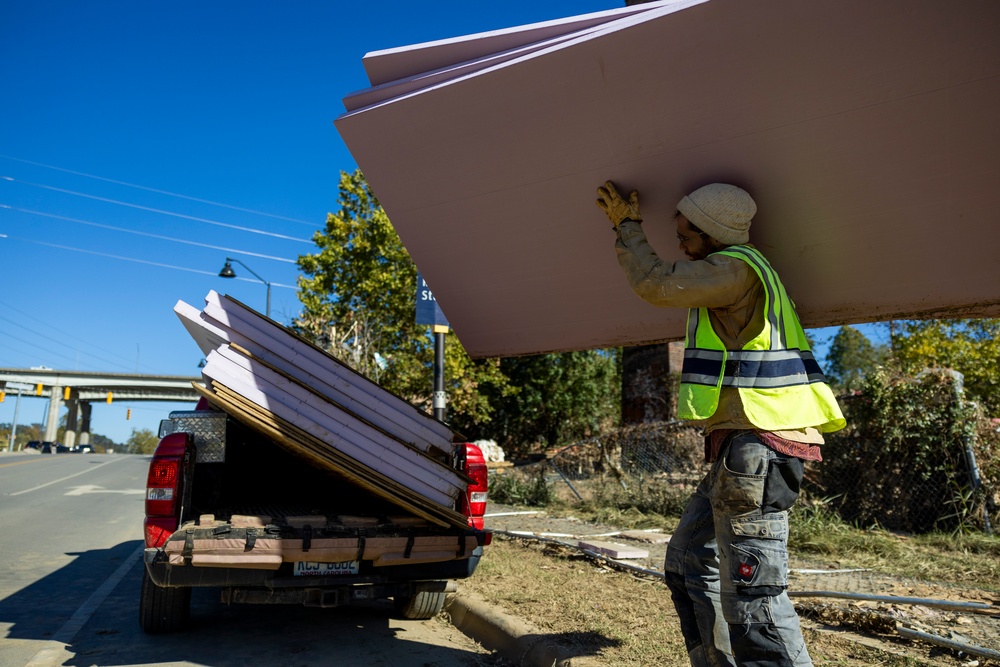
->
xmin=0 ymin=368 xmax=201 ymax=448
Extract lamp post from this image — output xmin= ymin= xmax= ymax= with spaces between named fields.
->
xmin=219 ymin=257 xmax=271 ymax=318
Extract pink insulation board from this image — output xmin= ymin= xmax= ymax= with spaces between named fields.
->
xmin=336 ymin=0 xmax=1000 ymax=359
xmin=175 ymin=292 xmax=466 ymax=508
xmin=175 ymin=292 xmax=454 ymax=450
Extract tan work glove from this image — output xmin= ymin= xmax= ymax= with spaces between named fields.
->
xmin=596 ymin=180 xmax=642 ymax=229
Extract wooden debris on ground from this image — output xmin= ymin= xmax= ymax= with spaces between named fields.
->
xmin=576 ymin=539 xmax=650 ymax=560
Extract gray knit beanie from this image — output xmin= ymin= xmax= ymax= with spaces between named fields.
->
xmin=676 ymin=183 xmax=756 ymax=245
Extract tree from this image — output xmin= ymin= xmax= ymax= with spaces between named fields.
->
xmin=296 ymin=169 xmax=417 ymax=383
xmin=826 ymin=325 xmax=889 ymax=393
xmin=127 ymin=428 xmax=159 ymax=455
xmin=462 ymin=350 xmax=621 ymax=456
xmin=821 ymin=367 xmax=985 ymax=533
xmin=89 ymin=433 xmax=116 ymax=452
xmin=0 ymin=422 xmax=41 ymax=451
xmin=892 ymin=319 xmax=1000 ymax=415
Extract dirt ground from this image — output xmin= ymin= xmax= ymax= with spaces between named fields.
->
xmin=468 ymin=503 xmax=1000 ymax=666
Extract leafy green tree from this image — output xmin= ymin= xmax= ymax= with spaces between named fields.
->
xmin=89 ymin=433 xmax=116 ymax=452
xmin=0 ymin=422 xmax=42 ymax=451
xmin=127 ymin=428 xmax=159 ymax=455
xmin=467 ymin=350 xmax=621 ymax=456
xmin=296 ymin=169 xmax=416 ymax=383
xmin=891 ymin=319 xmax=1000 ymax=415
xmin=826 ymin=325 xmax=889 ymax=393
xmin=821 ymin=368 xmax=988 ymax=533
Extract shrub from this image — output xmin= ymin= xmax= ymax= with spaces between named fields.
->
xmin=817 ymin=368 xmax=996 ymax=533
xmin=489 ymin=465 xmax=554 ymax=507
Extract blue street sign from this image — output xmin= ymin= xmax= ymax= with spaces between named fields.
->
xmin=416 ymin=272 xmax=449 ymax=327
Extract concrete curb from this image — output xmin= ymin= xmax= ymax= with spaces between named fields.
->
xmin=444 ymin=591 xmax=602 ymax=667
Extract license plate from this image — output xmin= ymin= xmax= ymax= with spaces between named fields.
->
xmin=293 ymin=560 xmax=359 ymax=576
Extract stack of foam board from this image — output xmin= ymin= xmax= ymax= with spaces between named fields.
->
xmin=335 ymin=0 xmax=1000 ymax=358
xmin=175 ymin=291 xmax=469 ymax=529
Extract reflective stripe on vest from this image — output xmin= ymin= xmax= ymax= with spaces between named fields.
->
xmin=681 ymin=348 xmax=827 ymax=388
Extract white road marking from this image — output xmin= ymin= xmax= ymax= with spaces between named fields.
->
xmin=64 ymin=484 xmax=144 ymax=496
xmin=8 ymin=458 xmax=126 ymax=496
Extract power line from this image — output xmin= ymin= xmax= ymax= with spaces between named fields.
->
xmin=0 ymin=303 xmax=146 ymax=373
xmin=0 ymin=154 xmax=319 ymax=227
xmin=0 ymin=314 xmax=135 ymax=372
xmin=0 ymin=233 xmax=297 ymax=288
xmin=3 ymin=205 xmax=298 ymax=264
xmin=2 ymin=176 xmax=314 ymax=244
xmin=0 ymin=327 xmax=103 ymax=371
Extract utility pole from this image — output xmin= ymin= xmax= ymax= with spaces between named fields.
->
xmin=7 ymin=386 xmax=22 ymax=451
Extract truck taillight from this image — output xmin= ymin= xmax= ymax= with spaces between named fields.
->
xmin=144 ymin=433 xmax=189 ymax=548
xmin=144 ymin=517 xmax=177 ymax=549
xmin=459 ymin=443 xmax=489 ymax=530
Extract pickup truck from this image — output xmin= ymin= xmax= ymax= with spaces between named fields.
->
xmin=140 ymin=400 xmax=490 ymax=633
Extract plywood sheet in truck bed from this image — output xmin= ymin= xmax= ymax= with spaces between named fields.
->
xmin=164 ymin=531 xmax=479 ymax=569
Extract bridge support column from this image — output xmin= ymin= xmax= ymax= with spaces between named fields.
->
xmin=64 ymin=395 xmax=79 ymax=448
xmin=43 ymin=386 xmax=62 ymax=442
xmin=79 ymin=402 xmax=92 ymax=446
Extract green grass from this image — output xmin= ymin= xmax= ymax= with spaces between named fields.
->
xmin=549 ymin=478 xmax=1000 ymax=591
xmin=790 ymin=498 xmax=1000 ymax=590
xmin=464 ymin=536 xmax=942 ymax=666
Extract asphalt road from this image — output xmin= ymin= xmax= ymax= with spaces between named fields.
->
xmin=0 ymin=451 xmax=493 ymax=667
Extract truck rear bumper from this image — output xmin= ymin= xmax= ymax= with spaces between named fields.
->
xmin=221 ymin=579 xmax=457 ymax=608
xmin=144 ymin=546 xmax=483 ymax=592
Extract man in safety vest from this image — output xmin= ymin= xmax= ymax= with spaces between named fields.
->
xmin=596 ymin=181 xmax=845 ymax=667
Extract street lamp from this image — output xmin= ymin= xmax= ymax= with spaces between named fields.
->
xmin=219 ymin=257 xmax=271 ymax=318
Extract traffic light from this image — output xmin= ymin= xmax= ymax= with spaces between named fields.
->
xmin=106 ymin=392 xmax=113 ymax=404
xmin=64 ymin=386 xmax=71 ymax=400
xmin=126 ymin=409 xmax=131 ymax=420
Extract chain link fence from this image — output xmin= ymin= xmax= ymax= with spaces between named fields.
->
xmin=496 ymin=412 xmax=999 ymax=536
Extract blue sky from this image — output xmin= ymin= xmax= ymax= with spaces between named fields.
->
xmin=0 ymin=0 xmax=623 ymax=444
xmin=0 ymin=1 xmax=886 ymax=445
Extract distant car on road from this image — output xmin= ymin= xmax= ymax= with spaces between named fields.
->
xmin=73 ymin=445 xmax=94 ymax=454
xmin=25 ymin=441 xmax=41 ymax=451
xmin=55 ymin=443 xmax=71 ymax=454
xmin=40 ymin=442 xmax=53 ymax=453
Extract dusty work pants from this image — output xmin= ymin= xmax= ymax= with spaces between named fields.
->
xmin=664 ymin=431 xmax=812 ymax=667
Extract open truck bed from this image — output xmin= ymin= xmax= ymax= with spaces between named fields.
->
xmin=139 ymin=293 xmax=489 ymax=633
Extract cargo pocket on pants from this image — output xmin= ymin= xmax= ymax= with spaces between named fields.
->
xmin=729 ymin=514 xmax=789 ymax=590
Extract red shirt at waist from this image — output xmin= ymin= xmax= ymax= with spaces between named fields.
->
xmin=706 ymin=429 xmax=823 ymax=463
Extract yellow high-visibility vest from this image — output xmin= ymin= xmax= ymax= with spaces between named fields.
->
xmin=677 ymin=245 xmax=846 ymax=433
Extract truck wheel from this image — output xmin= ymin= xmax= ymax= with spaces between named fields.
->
xmin=393 ymin=590 xmax=447 ymax=620
xmin=139 ymin=568 xmax=191 ymax=633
